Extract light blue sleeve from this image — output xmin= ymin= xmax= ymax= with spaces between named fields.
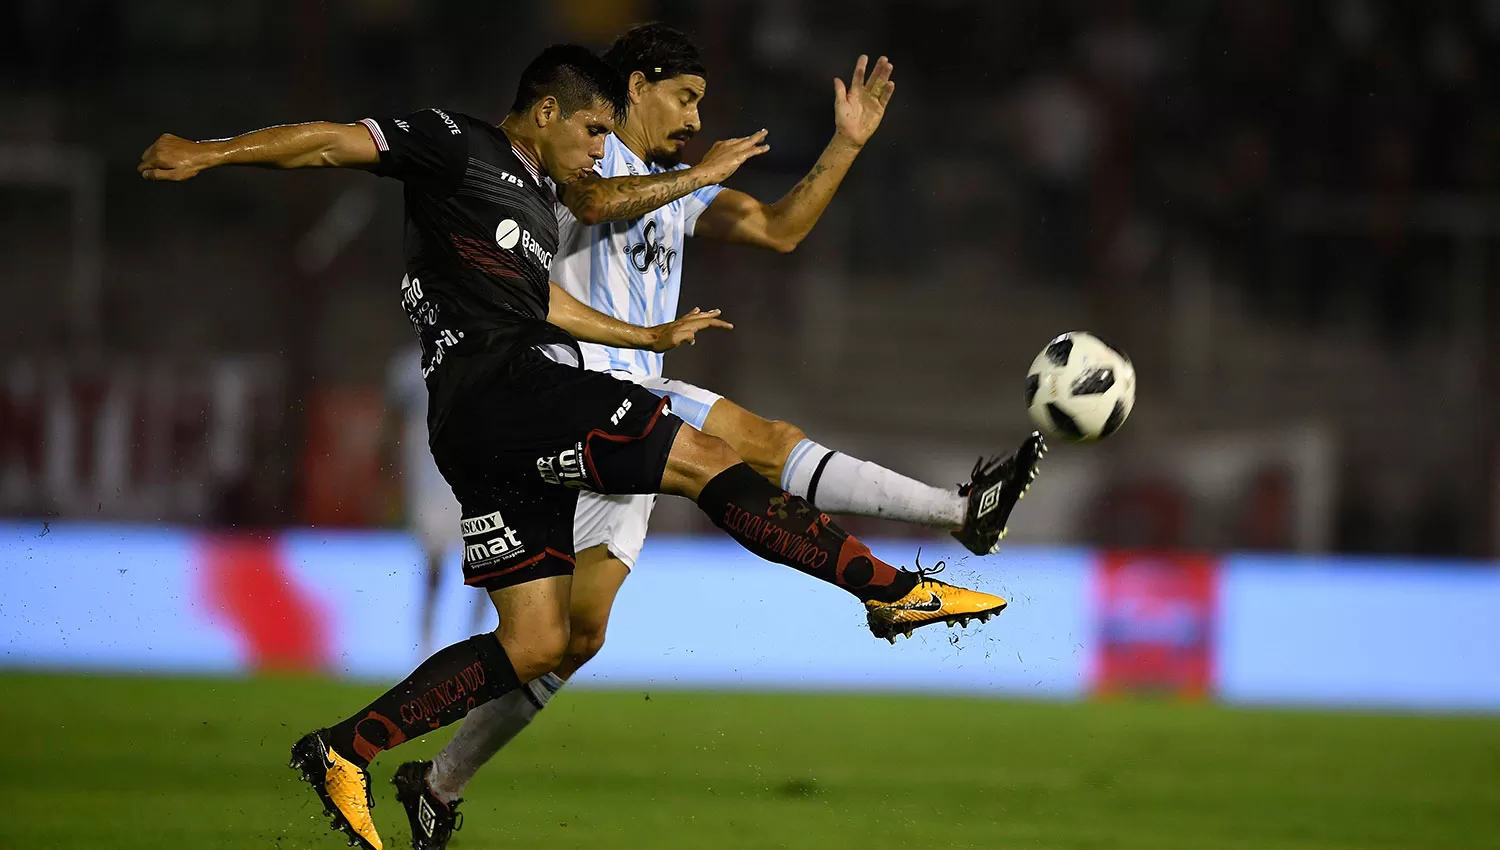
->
xmin=677 ymin=163 xmax=725 ymax=236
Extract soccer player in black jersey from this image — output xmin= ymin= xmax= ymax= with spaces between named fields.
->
xmin=141 ymin=45 xmax=1009 ymax=850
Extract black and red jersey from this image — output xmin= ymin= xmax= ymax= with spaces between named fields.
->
xmin=360 ymin=108 xmax=574 ymax=435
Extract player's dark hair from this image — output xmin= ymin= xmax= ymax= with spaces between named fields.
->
xmin=603 ymin=22 xmax=707 ymax=82
xmin=510 ymin=44 xmax=629 ymax=124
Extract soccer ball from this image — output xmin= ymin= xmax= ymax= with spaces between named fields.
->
xmin=1026 ymin=332 xmax=1135 ymax=442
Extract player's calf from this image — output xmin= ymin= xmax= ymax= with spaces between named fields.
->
xmin=664 ymin=427 xmax=919 ymax=603
xmin=734 ymin=417 xmax=807 ymax=482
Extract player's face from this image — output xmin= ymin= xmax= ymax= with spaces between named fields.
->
xmin=637 ymin=75 xmax=706 ymax=167
xmin=541 ymin=99 xmax=615 ymax=183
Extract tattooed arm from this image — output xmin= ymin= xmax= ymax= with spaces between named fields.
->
xmin=692 ymin=54 xmax=895 ymax=253
xmin=561 ymin=130 xmax=770 ymax=225
xmin=691 ymin=145 xmax=854 ymax=253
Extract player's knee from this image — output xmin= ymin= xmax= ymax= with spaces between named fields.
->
xmin=562 ymin=620 xmax=608 ymax=672
xmin=500 ymin=626 xmax=570 ymax=682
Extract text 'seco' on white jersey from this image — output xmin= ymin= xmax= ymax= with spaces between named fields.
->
xmin=552 ymin=134 xmax=723 ymax=378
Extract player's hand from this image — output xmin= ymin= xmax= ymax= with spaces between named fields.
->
xmin=833 ymin=54 xmax=895 ymax=148
xmin=648 ymin=307 xmax=733 ymax=352
xmin=138 ymin=133 xmax=217 ymax=181
xmin=693 ymin=131 xmax=770 ymax=185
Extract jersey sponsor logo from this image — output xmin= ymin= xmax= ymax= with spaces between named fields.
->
xmin=495 ymin=219 xmax=521 ymax=249
xmin=429 ymin=108 xmax=462 ymax=135
xmin=610 ymin=398 xmax=632 ymax=426
xmin=536 ymin=442 xmax=590 ymax=489
xmin=460 ymin=511 xmax=507 ymax=536
xmin=421 ymin=329 xmax=464 ymax=379
xmin=495 ymin=218 xmax=555 ymax=267
xmin=461 ymin=510 xmax=525 ymax=566
xmin=521 ymin=227 xmax=554 ymax=267
xmin=627 ymin=219 xmax=676 ymax=276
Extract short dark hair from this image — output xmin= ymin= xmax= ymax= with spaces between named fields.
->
xmin=603 ymin=23 xmax=707 ymax=83
xmin=509 ymin=44 xmax=628 ymax=124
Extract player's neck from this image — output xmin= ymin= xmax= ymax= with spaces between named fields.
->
xmin=613 ymin=120 xmax=652 ymax=165
xmin=497 ymin=116 xmax=546 ymax=180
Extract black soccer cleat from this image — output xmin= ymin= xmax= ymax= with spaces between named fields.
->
xmin=951 ymin=432 xmax=1046 ymax=556
xmin=392 ymin=761 xmax=463 ymax=850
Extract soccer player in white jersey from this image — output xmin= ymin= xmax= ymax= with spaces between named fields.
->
xmin=391 ymin=24 xmax=1044 ymax=848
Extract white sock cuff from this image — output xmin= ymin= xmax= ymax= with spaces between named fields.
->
xmin=523 ymin=672 xmax=565 ymax=710
xmin=780 ymin=438 xmax=835 ymax=497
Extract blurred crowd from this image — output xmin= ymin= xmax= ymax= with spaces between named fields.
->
xmin=3 ymin=0 xmax=1498 ymax=556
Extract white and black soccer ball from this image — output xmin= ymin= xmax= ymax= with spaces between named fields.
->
xmin=1026 ymin=332 xmax=1135 ymax=442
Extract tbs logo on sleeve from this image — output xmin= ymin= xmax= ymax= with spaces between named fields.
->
xmin=461 ymin=511 xmax=525 ymax=567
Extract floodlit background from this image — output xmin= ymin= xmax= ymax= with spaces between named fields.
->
xmin=3 ymin=2 xmax=1499 ymax=849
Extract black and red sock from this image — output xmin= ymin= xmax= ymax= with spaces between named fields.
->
xmin=327 ymin=633 xmax=520 ymax=767
xmin=696 ymin=463 xmax=917 ymax=603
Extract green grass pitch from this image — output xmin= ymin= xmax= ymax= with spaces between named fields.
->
xmin=2 ymin=672 xmax=1497 ymax=849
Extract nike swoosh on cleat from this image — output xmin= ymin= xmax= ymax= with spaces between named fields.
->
xmin=894 ymin=593 xmax=943 ymax=613
xmin=317 ymin=737 xmax=336 ymax=769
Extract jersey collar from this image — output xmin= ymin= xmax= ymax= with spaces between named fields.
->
xmin=611 ymin=134 xmax=661 ymax=178
xmin=508 ymin=142 xmax=544 ymax=186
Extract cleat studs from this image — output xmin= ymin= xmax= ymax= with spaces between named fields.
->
xmin=887 ymin=636 xmax=896 ymax=644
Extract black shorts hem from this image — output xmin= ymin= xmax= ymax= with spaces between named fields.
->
xmin=583 ymin=396 xmax=683 ymax=495
xmin=464 ymin=547 xmax=576 ymax=591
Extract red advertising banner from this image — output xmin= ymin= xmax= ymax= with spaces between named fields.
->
xmin=1092 ymin=550 xmax=1220 ymax=699
xmin=0 ymin=359 xmax=282 ymax=523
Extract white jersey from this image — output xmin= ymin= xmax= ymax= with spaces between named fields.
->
xmin=552 ymin=134 xmax=723 ymax=378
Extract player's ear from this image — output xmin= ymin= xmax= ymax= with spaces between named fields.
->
xmin=627 ymin=70 xmax=649 ymax=105
xmin=534 ymin=95 xmax=559 ymax=128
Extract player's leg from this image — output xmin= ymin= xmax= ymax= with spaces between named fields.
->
xmin=701 ymin=393 xmax=967 ymax=526
xmin=292 ymin=429 xmax=578 ymax=850
xmin=416 ymin=494 xmax=642 ymax=811
xmin=646 ymin=376 xmax=1045 ymax=555
xmin=540 ymin=356 xmax=1009 ymax=636
xmin=413 ymin=542 xmax=628 ymax=820
xmin=652 ymin=420 xmax=1006 ymax=638
xmin=290 ymin=574 xmax=569 ymax=850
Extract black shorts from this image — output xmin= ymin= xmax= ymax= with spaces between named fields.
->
xmin=430 ymin=349 xmax=683 ymax=591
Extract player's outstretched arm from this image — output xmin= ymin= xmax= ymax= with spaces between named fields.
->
xmin=547 ymin=282 xmax=732 ymax=351
xmin=694 ymin=54 xmax=895 ymax=253
xmin=138 ymin=122 xmax=380 ymax=181
xmin=560 ymin=130 xmax=771 ymax=225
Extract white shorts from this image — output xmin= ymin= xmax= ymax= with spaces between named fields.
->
xmin=572 ymin=373 xmax=723 ymax=567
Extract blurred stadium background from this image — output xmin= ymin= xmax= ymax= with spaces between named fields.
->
xmin=3 ymin=1 xmax=1499 ymax=848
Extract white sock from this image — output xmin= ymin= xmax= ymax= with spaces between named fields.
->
xmin=427 ymin=672 xmax=563 ymax=802
xmin=780 ymin=439 xmax=965 ymax=529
